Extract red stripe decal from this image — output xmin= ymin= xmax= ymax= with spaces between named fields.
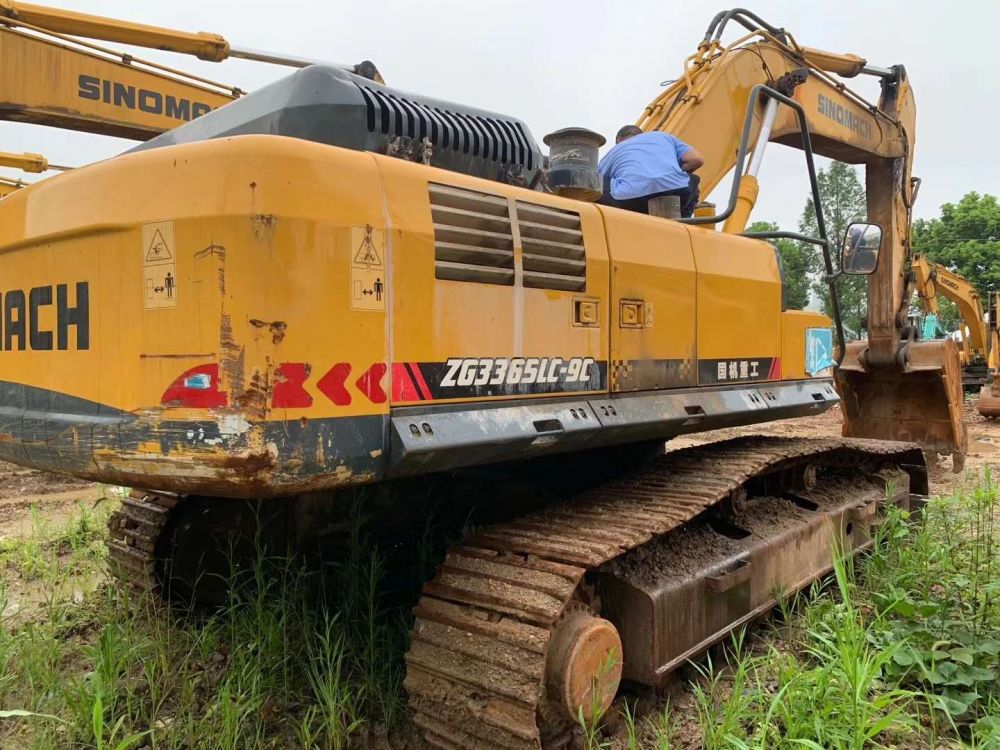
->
xmin=356 ymin=363 xmax=387 ymax=404
xmin=272 ymin=362 xmax=313 ymax=408
xmin=317 ymin=363 xmax=353 ymax=406
xmin=768 ymin=358 xmax=781 ymax=380
xmin=160 ymin=363 xmax=228 ymax=408
xmin=408 ymin=362 xmax=433 ymax=401
xmin=391 ymin=363 xmax=422 ymax=402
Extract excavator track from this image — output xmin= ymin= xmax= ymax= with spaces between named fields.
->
xmin=106 ymin=489 xmax=182 ymax=592
xmin=405 ymin=436 xmax=927 ymax=749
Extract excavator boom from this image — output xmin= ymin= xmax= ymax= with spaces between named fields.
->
xmin=0 ymin=23 xmax=238 ymax=140
xmin=0 ymin=1 xmax=383 ymax=175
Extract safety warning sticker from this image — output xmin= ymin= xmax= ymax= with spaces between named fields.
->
xmin=141 ymin=220 xmax=177 ymax=310
xmin=351 ymin=224 xmax=385 ymax=312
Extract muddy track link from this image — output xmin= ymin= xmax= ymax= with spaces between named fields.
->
xmin=405 ymin=436 xmax=926 ymax=749
xmin=106 ymin=489 xmax=181 ymax=591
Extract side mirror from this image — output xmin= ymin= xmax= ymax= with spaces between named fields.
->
xmin=840 ymin=222 xmax=882 ymax=275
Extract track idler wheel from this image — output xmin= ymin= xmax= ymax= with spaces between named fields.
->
xmin=545 ymin=612 xmax=622 ymax=723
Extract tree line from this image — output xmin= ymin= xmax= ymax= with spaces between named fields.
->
xmin=751 ymin=161 xmax=999 ymax=337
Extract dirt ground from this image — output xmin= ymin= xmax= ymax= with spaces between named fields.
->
xmin=0 ymin=466 xmax=101 ymax=542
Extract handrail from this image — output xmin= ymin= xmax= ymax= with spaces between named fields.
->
xmin=677 ymin=83 xmax=845 ymax=364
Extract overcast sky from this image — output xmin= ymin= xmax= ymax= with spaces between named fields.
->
xmin=2 ymin=0 xmax=997 ymax=230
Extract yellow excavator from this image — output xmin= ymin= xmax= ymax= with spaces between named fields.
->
xmin=978 ymin=292 xmax=1000 ymax=417
xmin=0 ymin=0 xmax=382 ymax=192
xmin=911 ymin=254 xmax=989 ymax=389
xmin=0 ymin=6 xmax=965 ymax=747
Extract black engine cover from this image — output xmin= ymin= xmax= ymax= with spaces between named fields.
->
xmin=133 ymin=65 xmax=543 ymax=186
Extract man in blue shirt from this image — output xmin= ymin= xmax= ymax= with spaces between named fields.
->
xmin=597 ymin=125 xmax=704 ymax=217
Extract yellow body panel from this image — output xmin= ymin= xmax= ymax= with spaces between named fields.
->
xmin=0 ymin=134 xmax=833 ymax=494
xmin=601 ymin=209 xmax=696 ymax=391
xmin=379 ymin=156 xmax=610 ymax=404
xmin=692 ymin=231 xmax=782 ymax=382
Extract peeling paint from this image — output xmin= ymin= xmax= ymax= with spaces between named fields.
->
xmin=252 ymin=214 xmax=277 ymax=244
xmin=249 ymin=318 xmax=288 ymax=344
xmin=217 ymin=413 xmax=251 ymax=439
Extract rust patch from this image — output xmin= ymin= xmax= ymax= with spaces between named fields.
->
xmin=218 ymin=314 xmax=247 ymax=404
xmin=218 ymin=451 xmax=274 ymax=473
xmin=194 ymin=244 xmax=226 ymax=294
xmin=249 ymin=319 xmax=288 ymax=344
xmin=233 ymin=366 xmax=271 ymax=418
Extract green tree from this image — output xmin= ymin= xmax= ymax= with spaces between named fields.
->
xmin=799 ymin=161 xmax=867 ymax=338
xmin=746 ymin=220 xmax=817 ymax=310
xmin=912 ymin=192 xmax=1000 ymax=298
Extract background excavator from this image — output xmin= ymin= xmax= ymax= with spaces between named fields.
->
xmin=0 ymin=6 xmax=965 ymax=748
xmin=911 ymin=254 xmax=989 ymax=388
xmin=978 ymin=291 xmax=1000 ymax=417
xmin=0 ymin=1 xmax=382 ymax=192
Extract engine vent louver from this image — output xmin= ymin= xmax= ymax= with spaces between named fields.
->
xmin=431 ymin=183 xmax=515 ymax=286
xmin=516 ymin=201 xmax=587 ymax=292
xmin=357 ymin=85 xmax=533 ymax=170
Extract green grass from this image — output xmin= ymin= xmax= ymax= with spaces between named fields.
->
xmin=667 ymin=472 xmax=1000 ymax=750
xmin=0 ymin=500 xmax=407 ymax=750
xmin=1 ymin=474 xmax=999 ymax=749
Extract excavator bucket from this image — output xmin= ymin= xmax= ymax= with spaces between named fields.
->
xmin=978 ymin=382 xmax=1000 ymax=418
xmin=836 ymin=339 xmax=968 ymax=470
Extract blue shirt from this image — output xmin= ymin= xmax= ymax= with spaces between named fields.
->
xmin=597 ymin=132 xmax=693 ymax=200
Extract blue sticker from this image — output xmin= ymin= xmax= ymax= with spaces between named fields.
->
xmin=806 ymin=328 xmax=835 ymax=376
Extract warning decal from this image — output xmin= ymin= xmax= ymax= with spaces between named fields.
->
xmin=145 ymin=228 xmax=173 ymax=263
xmin=351 ymin=224 xmax=386 ymax=312
xmin=141 ymin=220 xmax=177 ymax=310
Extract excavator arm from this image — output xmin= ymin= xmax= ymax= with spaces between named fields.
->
xmin=635 ymin=9 xmax=966 ymax=464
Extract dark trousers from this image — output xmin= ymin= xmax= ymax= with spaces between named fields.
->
xmin=600 ymin=173 xmax=701 ymax=217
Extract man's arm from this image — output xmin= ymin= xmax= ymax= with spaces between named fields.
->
xmin=679 ymin=148 xmax=704 ymax=173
